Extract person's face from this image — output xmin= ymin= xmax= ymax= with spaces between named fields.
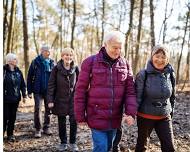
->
xmin=105 ymin=39 xmax=122 ymax=59
xmin=61 ymin=52 xmax=74 ymax=65
xmin=8 ymin=58 xmax=17 ymax=67
xmin=41 ymin=50 xmax=50 ymax=59
xmin=152 ymin=51 xmax=168 ymax=70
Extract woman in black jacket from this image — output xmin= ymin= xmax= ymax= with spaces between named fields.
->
xmin=3 ymin=53 xmax=27 ymax=142
xmin=47 ymin=48 xmax=79 ymax=151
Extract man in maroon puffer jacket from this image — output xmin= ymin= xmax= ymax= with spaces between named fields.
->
xmin=74 ymin=31 xmax=137 ymax=152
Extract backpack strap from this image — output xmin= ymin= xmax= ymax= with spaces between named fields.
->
xmin=89 ymin=55 xmax=96 ymax=78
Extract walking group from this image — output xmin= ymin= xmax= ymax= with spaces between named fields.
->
xmin=3 ymin=30 xmax=176 ymax=152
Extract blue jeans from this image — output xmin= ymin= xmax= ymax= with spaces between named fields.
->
xmin=91 ymin=129 xmax=117 ymax=152
xmin=34 ymin=94 xmax=51 ymax=131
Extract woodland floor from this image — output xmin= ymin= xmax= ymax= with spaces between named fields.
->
xmin=3 ymin=92 xmax=190 ymax=152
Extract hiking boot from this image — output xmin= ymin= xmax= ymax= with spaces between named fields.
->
xmin=57 ymin=143 xmax=68 ymax=151
xmin=69 ymin=143 xmax=79 ymax=152
xmin=7 ymin=135 xmax=15 ymax=142
xmin=43 ymin=128 xmax=52 ymax=135
xmin=34 ymin=130 xmax=41 ymax=138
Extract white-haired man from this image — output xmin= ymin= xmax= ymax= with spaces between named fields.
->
xmin=27 ymin=46 xmax=54 ymax=138
xmin=74 ymin=31 xmax=137 ymax=152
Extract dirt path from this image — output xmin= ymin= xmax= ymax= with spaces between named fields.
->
xmin=3 ymin=94 xmax=190 ymax=152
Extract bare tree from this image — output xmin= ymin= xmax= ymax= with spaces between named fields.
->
xmin=71 ymin=0 xmax=76 ymax=49
xmin=6 ymin=0 xmax=17 ymax=53
xmin=134 ymin=0 xmax=144 ymax=74
xmin=124 ymin=0 xmax=135 ymax=59
xmin=158 ymin=0 xmax=174 ymax=44
xmin=101 ymin=0 xmax=105 ymax=46
xmin=3 ymin=0 xmax=9 ymax=53
xmin=22 ymin=0 xmax=30 ymax=78
xmin=176 ymin=8 xmax=190 ymax=83
xmin=94 ymin=0 xmax=100 ymax=47
xmin=150 ymin=0 xmax=155 ymax=49
xmin=30 ymin=0 xmax=39 ymax=55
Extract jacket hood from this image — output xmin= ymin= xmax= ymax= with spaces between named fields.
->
xmin=146 ymin=60 xmax=174 ymax=74
xmin=57 ymin=59 xmax=76 ymax=75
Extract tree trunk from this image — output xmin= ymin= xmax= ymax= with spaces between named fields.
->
xmin=176 ymin=10 xmax=190 ymax=84
xmin=101 ymin=0 xmax=105 ymax=46
xmin=22 ymin=0 xmax=30 ymax=78
xmin=150 ymin=0 xmax=155 ymax=49
xmin=124 ymin=0 xmax=135 ymax=59
xmin=6 ymin=0 xmax=17 ymax=53
xmin=134 ymin=0 xmax=144 ymax=74
xmin=71 ymin=0 xmax=76 ymax=49
xmin=94 ymin=0 xmax=100 ymax=47
xmin=3 ymin=0 xmax=9 ymax=53
xmin=30 ymin=0 xmax=39 ymax=55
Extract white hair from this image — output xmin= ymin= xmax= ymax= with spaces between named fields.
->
xmin=41 ymin=45 xmax=50 ymax=52
xmin=5 ymin=53 xmax=17 ymax=64
xmin=103 ymin=31 xmax=125 ymax=45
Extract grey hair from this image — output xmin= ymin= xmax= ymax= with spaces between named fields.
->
xmin=103 ymin=31 xmax=125 ymax=45
xmin=5 ymin=53 xmax=17 ymax=64
xmin=41 ymin=45 xmax=50 ymax=52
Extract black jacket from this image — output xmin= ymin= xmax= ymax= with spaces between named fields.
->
xmin=47 ymin=60 xmax=79 ymax=116
xmin=3 ymin=64 xmax=27 ymax=103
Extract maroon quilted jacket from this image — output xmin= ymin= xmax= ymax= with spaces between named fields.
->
xmin=74 ymin=47 xmax=137 ymax=130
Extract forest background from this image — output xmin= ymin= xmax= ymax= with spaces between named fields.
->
xmin=2 ymin=0 xmax=190 ymax=151
xmin=3 ymin=0 xmax=190 ymax=89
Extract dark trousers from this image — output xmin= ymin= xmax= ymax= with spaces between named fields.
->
xmin=135 ymin=116 xmax=175 ymax=152
xmin=34 ymin=94 xmax=51 ymax=131
xmin=3 ymin=102 xmax=19 ymax=137
xmin=58 ymin=114 xmax=77 ymax=144
xmin=112 ymin=127 xmax=122 ymax=152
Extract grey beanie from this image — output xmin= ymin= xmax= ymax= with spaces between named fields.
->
xmin=151 ymin=45 xmax=169 ymax=58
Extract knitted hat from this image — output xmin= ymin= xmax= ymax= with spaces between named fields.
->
xmin=151 ymin=45 xmax=169 ymax=58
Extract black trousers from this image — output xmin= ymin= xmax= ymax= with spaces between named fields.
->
xmin=3 ymin=102 xmax=19 ymax=137
xmin=58 ymin=114 xmax=77 ymax=144
xmin=135 ymin=116 xmax=175 ymax=152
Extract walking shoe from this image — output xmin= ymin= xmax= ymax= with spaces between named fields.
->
xmin=57 ymin=143 xmax=68 ymax=151
xmin=43 ymin=128 xmax=52 ymax=135
xmin=34 ymin=130 xmax=41 ymax=138
xmin=7 ymin=135 xmax=15 ymax=142
xmin=69 ymin=143 xmax=79 ymax=152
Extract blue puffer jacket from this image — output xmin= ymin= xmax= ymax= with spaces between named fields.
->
xmin=3 ymin=64 xmax=27 ymax=103
xmin=27 ymin=55 xmax=54 ymax=95
xmin=135 ymin=60 xmax=176 ymax=116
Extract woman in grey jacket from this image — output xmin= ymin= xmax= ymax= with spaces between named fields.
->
xmin=135 ymin=45 xmax=176 ymax=152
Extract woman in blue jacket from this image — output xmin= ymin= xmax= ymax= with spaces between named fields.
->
xmin=3 ymin=53 xmax=27 ymax=142
xmin=135 ymin=45 xmax=176 ymax=152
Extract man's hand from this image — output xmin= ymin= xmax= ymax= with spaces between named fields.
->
xmin=48 ymin=102 xmax=54 ymax=108
xmin=23 ymin=98 xmax=27 ymax=103
xmin=78 ymin=122 xmax=88 ymax=129
xmin=123 ymin=115 xmax=135 ymax=126
xmin=28 ymin=94 xmax=32 ymax=99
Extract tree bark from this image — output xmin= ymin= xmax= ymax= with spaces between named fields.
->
xmin=6 ymin=0 xmax=17 ymax=53
xmin=176 ymin=10 xmax=190 ymax=84
xmin=134 ymin=0 xmax=144 ymax=74
xmin=124 ymin=0 xmax=135 ymax=59
xmin=150 ymin=0 xmax=155 ymax=49
xmin=71 ymin=0 xmax=76 ymax=49
xmin=3 ymin=0 xmax=9 ymax=53
xmin=22 ymin=0 xmax=30 ymax=78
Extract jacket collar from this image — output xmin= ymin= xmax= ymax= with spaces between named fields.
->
xmin=57 ymin=60 xmax=76 ymax=75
